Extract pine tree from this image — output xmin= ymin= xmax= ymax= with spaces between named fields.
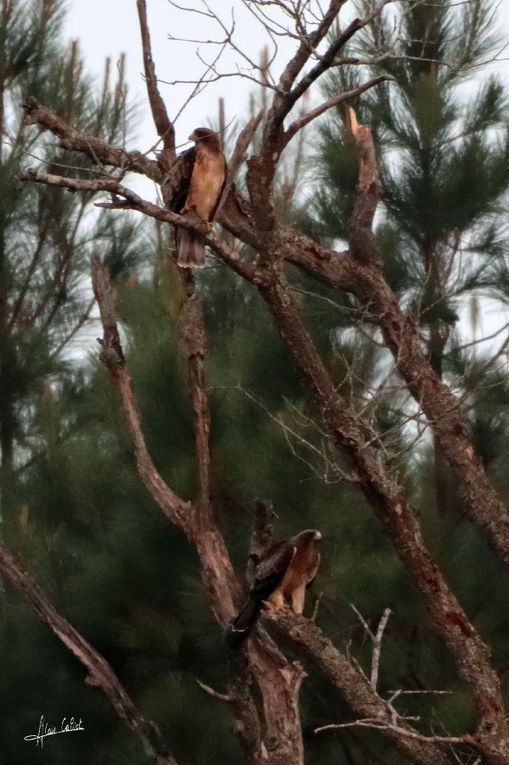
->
xmin=0 ymin=0 xmax=140 ymax=526
xmin=0 ymin=4 xmax=144 ymax=758
xmin=310 ymin=0 xmax=509 ymax=515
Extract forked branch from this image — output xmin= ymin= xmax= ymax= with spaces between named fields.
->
xmin=266 ymin=611 xmax=455 ymax=765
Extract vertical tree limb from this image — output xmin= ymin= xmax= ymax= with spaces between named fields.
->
xmin=370 ymin=608 xmax=391 ymax=691
xmin=179 ymin=283 xmax=211 ymax=515
xmin=91 ymin=254 xmax=193 ymax=535
xmin=347 ymin=106 xmax=379 ymax=260
xmin=136 ymin=0 xmax=175 ymax=163
xmin=248 ymin=637 xmax=306 ymax=764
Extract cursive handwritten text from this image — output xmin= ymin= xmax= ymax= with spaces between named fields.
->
xmin=24 ymin=715 xmax=85 ymax=748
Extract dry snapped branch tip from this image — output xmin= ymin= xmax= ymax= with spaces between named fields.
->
xmin=91 ymin=254 xmax=125 ymax=367
xmin=347 ymin=105 xmax=359 ymax=136
xmin=346 ymin=106 xmax=379 ymax=256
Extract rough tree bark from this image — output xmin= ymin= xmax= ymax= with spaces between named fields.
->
xmin=12 ymin=1 xmax=509 ymax=764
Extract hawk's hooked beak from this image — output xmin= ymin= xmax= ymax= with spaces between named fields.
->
xmin=188 ymin=131 xmax=198 ymax=142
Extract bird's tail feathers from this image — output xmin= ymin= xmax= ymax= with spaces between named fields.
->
xmin=177 ymin=230 xmax=205 ymax=269
xmin=225 ymin=595 xmax=260 ymax=648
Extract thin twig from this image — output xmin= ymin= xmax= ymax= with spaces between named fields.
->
xmin=314 ymin=718 xmax=474 ymax=746
xmin=371 ymin=608 xmax=391 ymax=691
xmin=195 ymin=678 xmax=234 ymax=703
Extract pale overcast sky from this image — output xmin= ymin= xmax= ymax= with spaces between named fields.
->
xmin=64 ymin=0 xmax=290 ymax=149
xmin=63 ymin=0 xmax=509 ymax=155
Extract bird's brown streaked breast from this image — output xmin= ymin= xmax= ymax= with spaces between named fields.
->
xmin=185 ymin=147 xmax=225 ymax=221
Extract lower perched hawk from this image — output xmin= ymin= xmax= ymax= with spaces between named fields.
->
xmin=164 ymin=127 xmax=226 ymax=269
xmin=228 ymin=529 xmax=322 ymax=645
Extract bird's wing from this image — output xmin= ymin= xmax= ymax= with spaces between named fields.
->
xmin=251 ymin=540 xmax=297 ymax=602
xmin=162 ymin=147 xmax=196 ymax=212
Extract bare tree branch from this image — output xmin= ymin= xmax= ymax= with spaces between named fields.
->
xmin=215 ymin=107 xmax=265 ymax=217
xmin=350 ymin=604 xmax=392 ymax=690
xmin=315 ymin=718 xmax=475 ymax=746
xmin=285 ymin=74 xmax=392 ymax=140
xmin=266 ymin=611 xmax=456 ymax=765
xmin=195 ymin=678 xmax=235 ymax=703
xmin=19 ymin=167 xmax=256 ymax=282
xmin=273 ymin=0 xmax=392 ymax=127
xmin=0 ymin=543 xmax=179 ymax=765
xmin=275 ymin=0 xmax=346 ymax=103
xmin=136 ymin=0 xmax=176 ymax=162
xmin=370 ymin=607 xmax=391 ymax=691
xmin=91 ymin=254 xmax=194 ymax=535
xmin=22 ymin=97 xmax=162 ymax=182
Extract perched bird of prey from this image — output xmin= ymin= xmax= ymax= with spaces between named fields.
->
xmin=164 ymin=127 xmax=226 ymax=269
xmin=228 ymin=529 xmax=322 ymax=645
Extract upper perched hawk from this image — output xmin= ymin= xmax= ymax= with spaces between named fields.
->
xmin=228 ymin=529 xmax=322 ymax=645
xmin=164 ymin=127 xmax=226 ymax=269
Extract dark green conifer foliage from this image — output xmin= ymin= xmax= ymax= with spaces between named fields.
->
xmin=0 ymin=2 xmax=146 ymax=762
xmin=310 ymin=0 xmax=509 ymax=514
xmin=0 ymin=0 xmax=140 ymax=507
